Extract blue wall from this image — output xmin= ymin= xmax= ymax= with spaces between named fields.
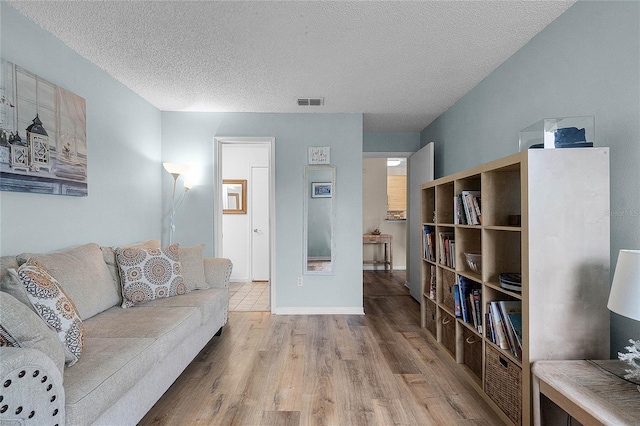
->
xmin=364 ymin=132 xmax=420 ymax=153
xmin=0 ymin=3 xmax=163 ymax=255
xmin=161 ymin=112 xmax=363 ymax=312
xmin=421 ymin=1 xmax=640 ymax=356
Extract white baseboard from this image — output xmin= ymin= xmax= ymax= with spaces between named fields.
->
xmin=274 ymin=307 xmax=365 ymax=315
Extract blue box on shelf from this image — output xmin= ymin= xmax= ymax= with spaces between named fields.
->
xmin=519 ymin=116 xmax=594 ymax=151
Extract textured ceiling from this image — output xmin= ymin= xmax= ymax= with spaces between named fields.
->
xmin=7 ymin=1 xmax=574 ymax=133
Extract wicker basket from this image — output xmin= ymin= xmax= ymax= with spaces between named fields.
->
xmin=426 ymin=299 xmax=437 ymax=337
xmin=485 ymin=344 xmax=522 ymax=425
xmin=442 ymin=269 xmax=457 ymax=312
xmin=441 ymin=311 xmax=456 ymax=358
xmin=462 ymin=327 xmax=482 ymax=381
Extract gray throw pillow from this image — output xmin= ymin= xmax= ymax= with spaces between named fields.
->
xmin=179 ymin=244 xmax=207 ymax=290
xmin=0 ymin=290 xmax=66 ymax=374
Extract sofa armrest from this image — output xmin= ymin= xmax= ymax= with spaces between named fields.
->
xmin=203 ymin=258 xmax=233 ymax=289
xmin=0 ymin=347 xmax=65 ymax=425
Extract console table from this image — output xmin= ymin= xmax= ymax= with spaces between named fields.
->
xmin=532 ymin=359 xmax=640 ymax=425
xmin=363 ymin=233 xmax=393 ymax=273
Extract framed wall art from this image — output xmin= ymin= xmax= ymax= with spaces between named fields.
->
xmin=0 ymin=59 xmax=87 ymax=196
xmin=311 ymin=182 xmax=332 ymax=198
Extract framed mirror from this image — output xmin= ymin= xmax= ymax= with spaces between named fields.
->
xmin=222 ymin=179 xmax=247 ymax=214
xmin=303 ymin=166 xmax=336 ymax=275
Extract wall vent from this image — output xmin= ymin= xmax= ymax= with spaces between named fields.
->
xmin=297 ymin=97 xmax=324 ymax=106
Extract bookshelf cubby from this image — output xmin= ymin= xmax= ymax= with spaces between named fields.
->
xmin=420 ymin=148 xmax=611 ymax=425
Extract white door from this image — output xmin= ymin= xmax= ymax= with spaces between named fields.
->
xmin=251 ymin=166 xmax=270 ymax=281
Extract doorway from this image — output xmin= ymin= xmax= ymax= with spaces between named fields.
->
xmin=214 ymin=137 xmax=275 ymax=312
xmin=362 ymin=155 xmax=409 ymax=274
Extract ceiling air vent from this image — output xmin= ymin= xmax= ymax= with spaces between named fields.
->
xmin=297 ymin=97 xmax=324 ymax=107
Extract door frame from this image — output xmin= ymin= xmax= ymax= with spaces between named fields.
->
xmin=214 ymin=137 xmax=276 ymax=312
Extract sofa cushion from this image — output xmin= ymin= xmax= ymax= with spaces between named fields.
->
xmin=179 ymin=244 xmax=206 ymax=290
xmin=0 ymin=291 xmax=66 ymax=374
xmin=101 ymin=239 xmax=161 ymax=296
xmin=13 ymin=260 xmax=85 ymax=366
xmin=143 ymin=288 xmax=228 ymax=325
xmin=82 ymin=305 xmax=200 ymax=359
xmin=17 ymin=243 xmax=120 ymax=320
xmin=64 ymin=337 xmax=159 ymax=426
xmin=115 ymin=244 xmax=189 ymax=308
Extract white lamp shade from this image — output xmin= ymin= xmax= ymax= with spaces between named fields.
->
xmin=163 ymin=162 xmax=190 ymax=176
xmin=608 ymin=249 xmax=640 ymax=321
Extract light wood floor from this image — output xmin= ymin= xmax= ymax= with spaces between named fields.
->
xmin=139 ymin=271 xmax=505 ymax=425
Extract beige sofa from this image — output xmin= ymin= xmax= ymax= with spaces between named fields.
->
xmin=0 ymin=240 xmax=232 ymax=425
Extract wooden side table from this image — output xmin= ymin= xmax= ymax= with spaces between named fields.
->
xmin=363 ymin=233 xmax=393 ymax=273
xmin=532 ymin=359 xmax=640 ymax=426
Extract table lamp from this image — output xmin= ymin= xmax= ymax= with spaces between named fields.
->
xmin=607 ymin=249 xmax=640 ymax=389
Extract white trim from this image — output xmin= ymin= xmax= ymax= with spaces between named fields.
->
xmin=274 ymin=307 xmax=365 ymax=315
xmin=214 ymin=137 xmax=276 ymax=313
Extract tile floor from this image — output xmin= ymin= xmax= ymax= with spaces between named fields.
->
xmin=228 ymin=281 xmax=270 ymax=311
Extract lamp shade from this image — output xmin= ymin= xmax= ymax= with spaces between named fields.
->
xmin=162 ymin=162 xmax=190 ymax=176
xmin=608 ymin=249 xmax=640 ymax=321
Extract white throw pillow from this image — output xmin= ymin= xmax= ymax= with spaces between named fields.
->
xmin=13 ymin=259 xmax=85 ymax=367
xmin=115 ymin=244 xmax=189 ymax=308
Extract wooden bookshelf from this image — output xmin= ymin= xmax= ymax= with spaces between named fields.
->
xmin=420 ymin=148 xmax=611 ymax=426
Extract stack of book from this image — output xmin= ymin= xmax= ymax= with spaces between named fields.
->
xmin=499 ymin=273 xmax=522 ymax=292
xmin=438 ymin=232 xmax=455 ymax=268
xmin=454 ymin=190 xmax=482 ymax=225
xmin=486 ymin=301 xmax=522 ymax=360
xmin=453 ymin=277 xmax=482 ymax=334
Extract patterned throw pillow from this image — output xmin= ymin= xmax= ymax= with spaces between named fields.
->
xmin=0 ymin=324 xmax=19 ymax=347
xmin=15 ymin=259 xmax=85 ymax=366
xmin=115 ymin=244 xmax=189 ymax=308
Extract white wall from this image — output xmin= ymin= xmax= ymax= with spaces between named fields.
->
xmin=362 ymin=158 xmax=407 ymax=270
xmin=0 ymin=3 xmax=162 ymax=255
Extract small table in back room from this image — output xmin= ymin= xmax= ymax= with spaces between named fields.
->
xmin=363 ymin=233 xmax=393 ymax=273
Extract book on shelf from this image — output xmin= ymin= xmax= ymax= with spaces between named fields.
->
xmin=489 ymin=301 xmax=509 ymax=351
xmin=454 ymin=195 xmax=467 ymax=225
xmin=429 ymin=265 xmax=436 ymax=299
xmin=438 ymin=232 xmax=455 ymax=268
xmin=472 ymin=288 xmax=482 ymax=334
xmin=469 ymin=293 xmax=478 ymax=330
xmin=472 ymin=196 xmax=482 ymax=225
xmin=453 ymin=284 xmax=462 ymax=318
xmin=487 ymin=300 xmax=522 ymax=359
xmin=485 ymin=310 xmax=494 ymax=343
xmin=457 ymin=276 xmax=480 ymax=326
xmin=460 ymin=190 xmax=481 ymax=225
xmin=499 ymin=301 xmax=522 ymax=360
xmin=423 ymin=226 xmax=435 ymax=261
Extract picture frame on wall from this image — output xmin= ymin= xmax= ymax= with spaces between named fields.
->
xmin=0 ymin=58 xmax=88 ymax=196
xmin=312 ymin=182 xmax=332 ymax=198
xmin=308 ymin=146 xmax=330 ymax=164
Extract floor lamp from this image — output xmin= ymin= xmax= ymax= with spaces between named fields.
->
xmin=163 ymin=162 xmax=191 ymax=245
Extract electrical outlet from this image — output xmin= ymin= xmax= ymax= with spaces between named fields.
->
xmin=297 ymin=277 xmax=303 ymax=287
